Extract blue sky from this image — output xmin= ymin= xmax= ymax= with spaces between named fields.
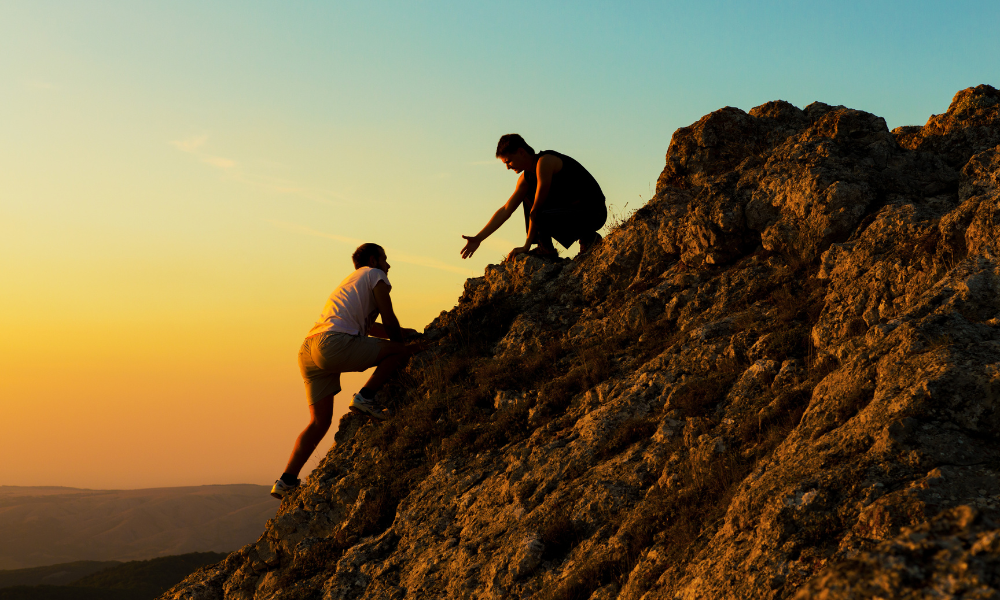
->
xmin=1 ymin=0 xmax=997 ymax=487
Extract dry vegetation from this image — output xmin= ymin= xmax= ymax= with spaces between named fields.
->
xmin=279 ymin=244 xmax=845 ymax=599
xmin=163 ymin=85 xmax=1000 ymax=600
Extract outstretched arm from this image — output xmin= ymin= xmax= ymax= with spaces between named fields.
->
xmin=461 ymin=174 xmax=532 ymax=259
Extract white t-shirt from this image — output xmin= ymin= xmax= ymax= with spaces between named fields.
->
xmin=306 ymin=267 xmax=391 ymax=338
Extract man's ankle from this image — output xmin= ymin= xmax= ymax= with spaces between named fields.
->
xmin=579 ymin=232 xmax=602 ymax=252
xmin=359 ymin=387 xmax=376 ymax=400
xmin=280 ymin=473 xmax=299 ymax=485
xmin=530 ymin=244 xmax=558 ymax=257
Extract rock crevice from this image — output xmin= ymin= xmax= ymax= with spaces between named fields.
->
xmin=163 ymin=85 xmax=1000 ymax=600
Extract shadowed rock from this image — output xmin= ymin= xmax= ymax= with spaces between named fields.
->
xmin=161 ymin=86 xmax=1000 ymax=600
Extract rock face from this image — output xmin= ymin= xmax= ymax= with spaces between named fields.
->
xmin=163 ymin=85 xmax=1000 ymax=600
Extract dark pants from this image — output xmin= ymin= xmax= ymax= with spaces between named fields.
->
xmin=523 ymin=199 xmax=607 ymax=249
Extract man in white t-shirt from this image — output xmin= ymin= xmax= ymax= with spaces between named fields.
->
xmin=271 ymin=243 xmax=421 ymax=499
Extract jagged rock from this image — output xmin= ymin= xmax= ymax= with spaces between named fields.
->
xmin=161 ymin=86 xmax=1000 ymax=600
xmin=794 ymin=507 xmax=1000 ymax=599
xmin=896 ymin=84 xmax=1000 ymax=169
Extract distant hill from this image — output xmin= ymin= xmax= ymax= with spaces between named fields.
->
xmin=0 ymin=485 xmax=273 ymax=569
xmin=0 ymin=552 xmax=227 ymax=600
xmin=0 ymin=562 xmax=120 ymax=588
xmin=0 ymin=587 xmax=133 ymax=600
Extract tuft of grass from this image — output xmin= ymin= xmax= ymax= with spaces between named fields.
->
xmin=925 ymin=333 xmax=954 ymax=350
xmin=531 ymin=345 xmax=614 ymax=422
xmin=423 ymin=355 xmax=473 ymax=393
xmin=603 ymin=202 xmax=638 ymax=235
xmin=736 ymin=388 xmax=810 ymax=461
xmin=537 ymin=559 xmax=622 ymax=600
xmin=669 ymin=370 xmax=741 ymax=417
xmin=475 ymin=403 xmax=531 ymax=451
xmin=597 ymin=416 xmax=660 ymax=460
xmin=474 ymin=342 xmax=563 ymax=394
xmin=834 ymin=382 xmax=876 ymax=425
xmin=449 ymin=296 xmax=522 ymax=357
xmin=636 ymin=320 xmax=686 ymax=362
xmin=540 ymin=512 xmax=584 ymax=562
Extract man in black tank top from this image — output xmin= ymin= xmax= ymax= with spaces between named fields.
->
xmin=461 ymin=134 xmax=607 ymax=262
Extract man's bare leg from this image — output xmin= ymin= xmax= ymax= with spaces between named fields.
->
xmin=578 ymin=232 xmax=603 ymax=255
xmin=362 ymin=341 xmax=412 ymax=392
xmin=282 ymin=396 xmax=334 ymax=479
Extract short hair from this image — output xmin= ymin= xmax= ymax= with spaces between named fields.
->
xmin=496 ymin=134 xmax=534 ymax=158
xmin=352 ymin=243 xmax=384 ymax=269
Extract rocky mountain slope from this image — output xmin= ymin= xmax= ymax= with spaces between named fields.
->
xmin=163 ymin=84 xmax=1000 ymax=599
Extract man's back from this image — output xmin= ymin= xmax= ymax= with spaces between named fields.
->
xmin=306 ymin=267 xmax=391 ymax=338
xmin=526 ymin=150 xmax=605 ymax=209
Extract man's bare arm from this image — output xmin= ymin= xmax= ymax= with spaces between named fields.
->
xmin=369 ymin=322 xmax=419 ymax=340
xmin=507 ymin=154 xmax=562 ymax=260
xmin=461 ymin=174 xmax=532 ymax=259
xmin=371 ymin=281 xmax=403 ymax=342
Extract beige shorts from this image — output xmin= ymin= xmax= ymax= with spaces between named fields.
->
xmin=298 ymin=332 xmax=384 ymax=405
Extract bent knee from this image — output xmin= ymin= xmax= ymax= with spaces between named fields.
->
xmin=377 ymin=341 xmax=409 ymax=358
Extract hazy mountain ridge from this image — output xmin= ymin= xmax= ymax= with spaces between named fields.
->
xmin=0 ymin=552 xmax=227 ymax=600
xmin=0 ymin=486 xmax=273 ymax=570
xmin=0 ymin=562 xmax=121 ymax=588
xmin=164 ymin=85 xmax=1000 ymax=599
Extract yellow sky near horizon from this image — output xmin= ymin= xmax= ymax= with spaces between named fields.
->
xmin=0 ymin=158 xmax=527 ymax=489
xmin=0 ymin=72 xmax=535 ymax=488
xmin=0 ymin=75 xmax=563 ymax=488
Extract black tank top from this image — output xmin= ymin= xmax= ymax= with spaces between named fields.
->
xmin=522 ymin=150 xmax=605 ymax=211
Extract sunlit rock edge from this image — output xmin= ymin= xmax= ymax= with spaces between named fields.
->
xmin=163 ymin=84 xmax=1000 ymax=600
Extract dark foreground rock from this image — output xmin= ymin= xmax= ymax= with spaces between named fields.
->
xmin=163 ymin=85 xmax=1000 ymax=600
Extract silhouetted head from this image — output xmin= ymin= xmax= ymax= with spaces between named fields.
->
xmin=496 ymin=133 xmax=534 ymax=158
xmin=352 ymin=243 xmax=388 ymax=272
xmin=496 ymin=134 xmax=536 ymax=174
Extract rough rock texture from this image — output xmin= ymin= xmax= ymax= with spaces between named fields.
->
xmin=163 ymin=85 xmax=1000 ymax=600
xmin=795 ymin=507 xmax=1000 ymax=599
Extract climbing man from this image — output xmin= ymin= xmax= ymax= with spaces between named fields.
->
xmin=461 ymin=134 xmax=607 ymax=262
xmin=271 ymin=243 xmax=422 ymax=499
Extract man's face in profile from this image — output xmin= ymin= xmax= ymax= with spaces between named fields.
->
xmin=499 ymin=148 xmax=532 ymax=174
xmin=373 ymin=250 xmax=390 ymax=274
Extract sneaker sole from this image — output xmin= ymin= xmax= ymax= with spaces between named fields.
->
xmin=349 ymin=405 xmax=389 ymax=421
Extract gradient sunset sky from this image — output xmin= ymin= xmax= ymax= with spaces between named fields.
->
xmin=2 ymin=1 xmax=997 ymax=489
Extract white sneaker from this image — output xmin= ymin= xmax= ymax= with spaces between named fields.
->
xmin=349 ymin=392 xmax=389 ymax=420
xmin=270 ymin=478 xmax=299 ymax=499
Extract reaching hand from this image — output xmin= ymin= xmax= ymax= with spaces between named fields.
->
xmin=461 ymin=235 xmax=481 ymax=259
xmin=405 ymin=338 xmax=431 ymax=354
xmin=505 ymin=245 xmax=529 ymax=262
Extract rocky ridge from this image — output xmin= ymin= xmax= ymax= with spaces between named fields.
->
xmin=164 ymin=84 xmax=1000 ymax=599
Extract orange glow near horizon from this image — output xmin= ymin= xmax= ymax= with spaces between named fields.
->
xmin=0 ymin=207 xmax=493 ymax=486
xmin=4 ymin=1 xmax=984 ymax=489
xmin=1 ymin=303 xmax=378 ymax=489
